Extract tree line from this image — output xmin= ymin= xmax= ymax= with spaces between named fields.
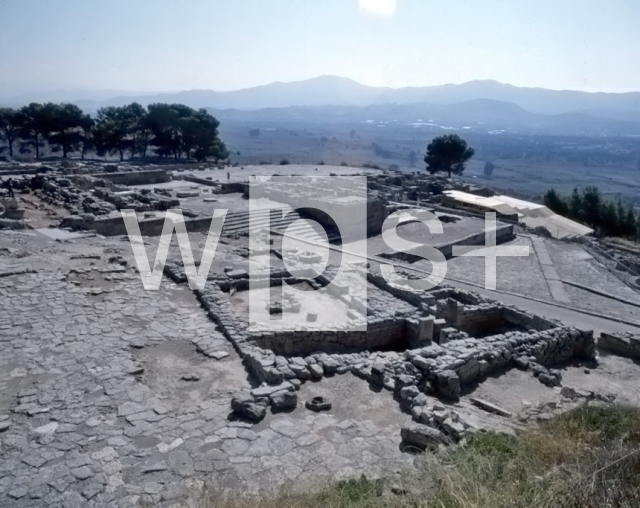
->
xmin=0 ymin=102 xmax=228 ymax=163
xmin=544 ymin=186 xmax=639 ymax=239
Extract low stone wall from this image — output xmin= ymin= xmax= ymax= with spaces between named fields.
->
xmin=93 ymin=169 xmax=170 ymax=186
xmin=599 ymin=331 xmax=640 ymax=359
xmin=180 ymin=174 xmax=221 ymax=187
xmin=93 ymin=213 xmax=223 ymax=237
xmin=219 ymin=182 xmax=247 ymax=194
xmin=251 ymin=316 xmax=408 ymax=356
xmin=367 ymin=271 xmax=436 ymax=307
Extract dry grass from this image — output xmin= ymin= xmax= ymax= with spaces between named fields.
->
xmin=194 ymin=405 xmax=640 ymax=508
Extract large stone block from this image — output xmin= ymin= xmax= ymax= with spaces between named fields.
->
xmin=401 ymin=425 xmax=446 ymax=450
xmin=598 ymin=332 xmax=640 ymax=359
xmin=437 ymin=369 xmax=461 ymax=400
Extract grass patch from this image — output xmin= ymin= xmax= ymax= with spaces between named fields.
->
xmin=197 ymin=405 xmax=640 ymax=508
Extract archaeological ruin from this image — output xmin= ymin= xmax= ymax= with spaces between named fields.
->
xmin=0 ymin=160 xmax=639 ymax=506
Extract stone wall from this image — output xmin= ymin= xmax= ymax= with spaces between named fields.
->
xmin=367 ymin=271 xmax=437 ymax=307
xmin=163 ymin=261 xmax=597 ymax=404
xmin=93 ymin=213 xmax=224 ymax=237
xmin=435 ymin=299 xmax=556 ymax=336
xmin=250 ymin=316 xmax=408 ymax=356
xmin=92 ymin=169 xmax=170 ymax=186
xmin=598 ymin=331 xmax=640 ymax=359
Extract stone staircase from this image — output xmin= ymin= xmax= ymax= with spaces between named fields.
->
xmin=222 ymin=208 xmax=341 ymax=244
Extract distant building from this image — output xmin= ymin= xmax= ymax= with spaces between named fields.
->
xmin=443 ymin=190 xmax=593 ymax=239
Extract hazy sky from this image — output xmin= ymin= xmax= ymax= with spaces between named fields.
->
xmin=1 ymin=0 xmax=639 ymax=95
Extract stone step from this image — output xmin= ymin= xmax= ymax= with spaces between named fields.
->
xmin=224 ymin=209 xmax=340 ymax=242
xmin=221 ymin=209 xmax=341 ymax=243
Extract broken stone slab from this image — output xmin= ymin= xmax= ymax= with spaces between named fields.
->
xmin=129 ymin=338 xmax=148 ymax=349
xmin=227 ymin=269 xmax=248 ymax=279
xmin=560 ymin=387 xmax=578 ymax=400
xmin=560 ymin=386 xmax=594 ymax=400
xmin=33 ymin=422 xmax=59 ymax=435
xmin=411 ymin=393 xmax=429 ymax=407
xmin=176 ymin=190 xmax=200 ymax=198
xmin=400 ymin=385 xmax=420 ymax=401
xmin=231 ymin=397 xmax=267 ymax=423
xmin=142 ymin=461 xmax=169 ymax=473
xmin=270 ymin=390 xmax=297 ymax=411
xmin=538 ymin=368 xmax=562 ymax=387
xmin=401 ymin=425 xmax=447 ymax=451
xmin=320 ymin=356 xmax=340 ymax=374
xmin=469 ymin=397 xmax=512 ymax=418
xmin=441 ymin=417 xmax=465 ymax=440
xmin=308 ymin=363 xmax=323 ymax=379
xmin=157 ymin=438 xmax=184 ymax=454
xmin=514 ymin=356 xmax=531 ymax=369
xmin=289 ymin=364 xmax=311 ymax=380
xmin=250 ymin=382 xmax=294 ymax=399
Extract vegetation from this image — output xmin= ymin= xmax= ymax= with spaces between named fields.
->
xmin=196 ymin=405 xmax=640 ymax=508
xmin=372 ymin=142 xmax=393 ymax=159
xmin=483 ymin=161 xmax=495 ymax=179
xmin=544 ymin=186 xmax=639 ymax=239
xmin=408 ymin=150 xmax=418 ymax=167
xmin=425 ymin=134 xmax=475 ymax=178
xmin=0 ymin=108 xmax=19 ymax=157
xmin=0 ymin=101 xmax=228 ymax=162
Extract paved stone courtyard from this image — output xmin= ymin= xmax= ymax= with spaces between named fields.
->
xmin=0 ymin=253 xmax=419 ymax=507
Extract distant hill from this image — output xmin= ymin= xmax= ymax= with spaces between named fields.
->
xmin=4 ymin=75 xmax=640 ymax=118
xmin=3 ymin=76 xmax=640 ymax=135
xmin=209 ymin=99 xmax=640 ymax=136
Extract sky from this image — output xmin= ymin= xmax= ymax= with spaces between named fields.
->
xmin=1 ymin=0 xmax=640 ymax=96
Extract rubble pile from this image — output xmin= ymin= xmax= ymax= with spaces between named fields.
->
xmin=30 ymin=175 xmax=179 ymax=230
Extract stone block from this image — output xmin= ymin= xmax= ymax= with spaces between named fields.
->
xmin=401 ymin=425 xmax=446 ymax=450
xmin=437 ymin=369 xmax=461 ymax=400
xmin=231 ymin=397 xmax=267 ymax=422
xmin=270 ymin=390 xmax=297 ymax=411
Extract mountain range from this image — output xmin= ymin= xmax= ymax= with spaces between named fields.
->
xmin=3 ymin=76 xmax=640 ymax=134
xmin=1 ymin=75 xmax=639 ymax=116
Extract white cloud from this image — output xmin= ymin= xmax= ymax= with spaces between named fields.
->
xmin=358 ymin=0 xmax=397 ymax=17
